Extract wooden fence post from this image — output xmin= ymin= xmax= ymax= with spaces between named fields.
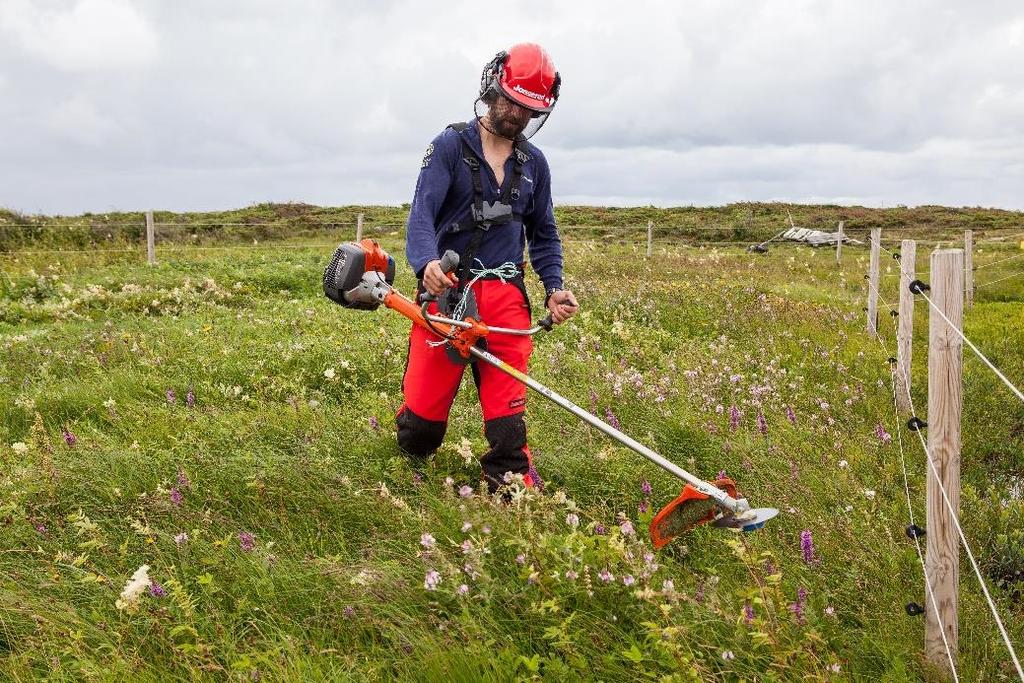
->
xmin=896 ymin=239 xmax=916 ymax=411
xmin=867 ymin=228 xmax=881 ymax=337
xmin=146 ymin=211 xmax=155 ymax=265
xmin=964 ymin=230 xmax=973 ymax=309
xmin=924 ymin=248 xmax=964 ymax=672
xmin=836 ymin=220 xmax=844 ymax=264
xmin=356 ymin=213 xmax=364 ymax=242
xmin=646 ymin=220 xmax=653 ymax=258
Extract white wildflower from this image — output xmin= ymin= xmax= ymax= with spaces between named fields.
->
xmin=115 ymin=564 xmax=151 ymax=610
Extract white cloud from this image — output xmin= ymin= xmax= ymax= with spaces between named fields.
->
xmin=0 ymin=0 xmax=158 ymax=72
xmin=1 ymin=0 xmax=1024 ymax=213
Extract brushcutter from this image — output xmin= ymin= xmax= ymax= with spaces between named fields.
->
xmin=323 ymin=239 xmax=778 ymax=548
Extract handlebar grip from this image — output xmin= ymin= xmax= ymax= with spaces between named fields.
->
xmin=439 ymin=249 xmax=460 ymax=274
xmin=537 ymin=315 xmax=553 ymax=332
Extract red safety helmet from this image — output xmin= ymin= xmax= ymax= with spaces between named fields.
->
xmin=476 ymin=43 xmax=561 ymax=140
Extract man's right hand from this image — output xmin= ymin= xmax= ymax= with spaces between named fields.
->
xmin=422 ymin=259 xmax=457 ymax=296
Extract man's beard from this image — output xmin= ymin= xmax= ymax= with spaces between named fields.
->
xmin=487 ymin=110 xmax=527 ymax=140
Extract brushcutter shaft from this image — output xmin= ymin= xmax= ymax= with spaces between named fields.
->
xmin=467 ymin=345 xmax=743 ymax=512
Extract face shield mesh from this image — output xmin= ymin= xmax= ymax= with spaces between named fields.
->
xmin=475 ymin=87 xmax=551 ymax=141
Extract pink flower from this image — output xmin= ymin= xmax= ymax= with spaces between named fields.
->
xmin=875 ymin=423 xmax=892 ymax=444
xmin=622 ymin=574 xmax=635 ymax=586
xmin=170 ymin=487 xmax=183 ymax=507
xmin=420 ymin=533 xmax=435 ymax=549
xmin=176 ymin=469 xmax=190 ymax=489
xmin=166 ymin=389 xmax=177 ymax=405
xmin=800 ymin=529 xmax=814 ymax=564
xmin=457 ymin=584 xmax=469 ymax=596
xmin=239 ymin=531 xmax=256 ymax=552
xmin=423 ymin=570 xmax=441 ymax=591
xmin=62 ymin=428 xmax=77 ymax=446
xmin=185 ymin=387 xmax=195 ymax=408
xmin=619 ymin=520 xmax=635 ymax=536
xmin=598 ymin=568 xmax=614 ymax=583
xmin=458 ymin=485 xmax=473 ymax=498
xmin=757 ymin=411 xmax=768 ymax=436
xmin=174 ymin=532 xmax=189 ymax=545
xmin=786 ymin=405 xmax=797 ymax=425
xmin=729 ymin=405 xmax=741 ymax=431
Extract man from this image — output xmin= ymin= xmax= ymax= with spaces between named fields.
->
xmin=396 ymin=42 xmax=578 ymax=493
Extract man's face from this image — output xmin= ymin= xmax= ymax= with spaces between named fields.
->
xmin=486 ymin=92 xmax=534 ymax=140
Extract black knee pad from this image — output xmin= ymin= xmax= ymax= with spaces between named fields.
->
xmin=396 ymin=407 xmax=446 ymax=458
xmin=481 ymin=413 xmax=529 ymax=490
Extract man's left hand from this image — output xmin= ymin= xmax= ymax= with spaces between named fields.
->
xmin=546 ymin=290 xmax=579 ymax=325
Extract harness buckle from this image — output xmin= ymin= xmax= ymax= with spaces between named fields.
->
xmin=472 ymin=201 xmax=513 ymax=229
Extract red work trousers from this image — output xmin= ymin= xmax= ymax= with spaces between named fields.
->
xmin=395 ymin=277 xmax=539 ymax=491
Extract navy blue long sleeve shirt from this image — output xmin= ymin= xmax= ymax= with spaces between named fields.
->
xmin=405 ymin=118 xmax=564 ymax=294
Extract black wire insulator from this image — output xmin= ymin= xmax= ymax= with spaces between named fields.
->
xmin=890 ymin=310 xmax=899 ymax=317
xmin=887 ymin=356 xmax=898 ymax=365
xmin=893 ymin=252 xmax=902 ymax=261
xmin=909 ymin=279 xmax=930 ymax=295
xmin=907 ymin=416 xmax=928 ymax=432
xmin=905 ymin=602 xmax=925 ymax=617
xmin=906 ymin=524 xmax=926 ymax=539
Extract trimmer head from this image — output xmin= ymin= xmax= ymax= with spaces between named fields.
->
xmin=710 ymin=507 xmax=780 ymax=532
xmin=649 ymin=478 xmax=778 ymax=548
xmin=649 ymin=478 xmax=737 ymax=549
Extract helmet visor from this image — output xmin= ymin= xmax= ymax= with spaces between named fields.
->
xmin=475 ymin=87 xmax=550 ymax=141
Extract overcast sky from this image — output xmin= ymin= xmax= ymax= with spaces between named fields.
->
xmin=2 ymin=0 xmax=1023 ymax=214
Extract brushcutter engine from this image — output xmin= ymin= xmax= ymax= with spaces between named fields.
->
xmin=322 ymin=239 xmax=396 ymax=310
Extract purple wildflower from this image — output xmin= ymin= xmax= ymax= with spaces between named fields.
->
xmin=420 ymin=533 xmax=436 ymax=549
xmin=594 ymin=523 xmax=606 ymax=535
xmin=423 ymin=570 xmax=441 ymax=591
xmin=605 ymin=408 xmax=621 ymax=431
xmin=875 ymin=423 xmax=892 ymax=444
xmin=800 ymin=529 xmax=814 ymax=564
xmin=638 ymin=500 xmax=649 ymax=514
xmin=35 ymin=523 xmax=47 ymax=535
xmin=641 ymin=480 xmax=652 ymax=495
xmin=174 ymin=532 xmax=189 ymax=545
xmin=369 ymin=416 xmax=380 ymax=431
xmin=176 ymin=468 xmax=190 ymax=489
xmin=565 ymin=569 xmax=579 ymax=581
xmin=695 ymin=582 xmax=705 ymax=604
xmin=457 ymin=583 xmax=469 ymax=595
xmin=622 ymin=574 xmax=635 ymax=586
xmin=757 ymin=411 xmax=768 ymax=436
xmin=149 ymin=581 xmax=166 ymax=598
xmin=186 ymin=386 xmax=195 ymax=408
xmin=619 ymin=520 xmax=635 ymax=536
xmin=62 ymin=428 xmax=77 ymax=446
xmin=598 ymin=568 xmax=614 ymax=583
xmin=343 ymin=606 xmax=355 ymax=618
xmin=744 ymin=601 xmax=755 ymax=624
xmin=729 ymin=405 xmax=741 ymax=431
xmin=790 ymin=586 xmax=807 ymax=624
xmin=170 ymin=487 xmax=183 ymax=507
xmin=458 ymin=485 xmax=473 ymax=498
xmin=239 ymin=531 xmax=256 ymax=552
xmin=515 ymin=554 xmax=526 ymax=565
xmin=786 ymin=405 xmax=797 ymax=425
xmin=166 ymin=389 xmax=177 ymax=405
xmin=717 ymin=470 xmax=727 ymax=480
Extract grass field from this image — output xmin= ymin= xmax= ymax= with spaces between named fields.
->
xmin=1 ymin=223 xmax=1023 ymax=681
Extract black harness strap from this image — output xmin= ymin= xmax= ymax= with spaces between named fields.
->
xmin=444 ymin=121 xmax=526 ymax=290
